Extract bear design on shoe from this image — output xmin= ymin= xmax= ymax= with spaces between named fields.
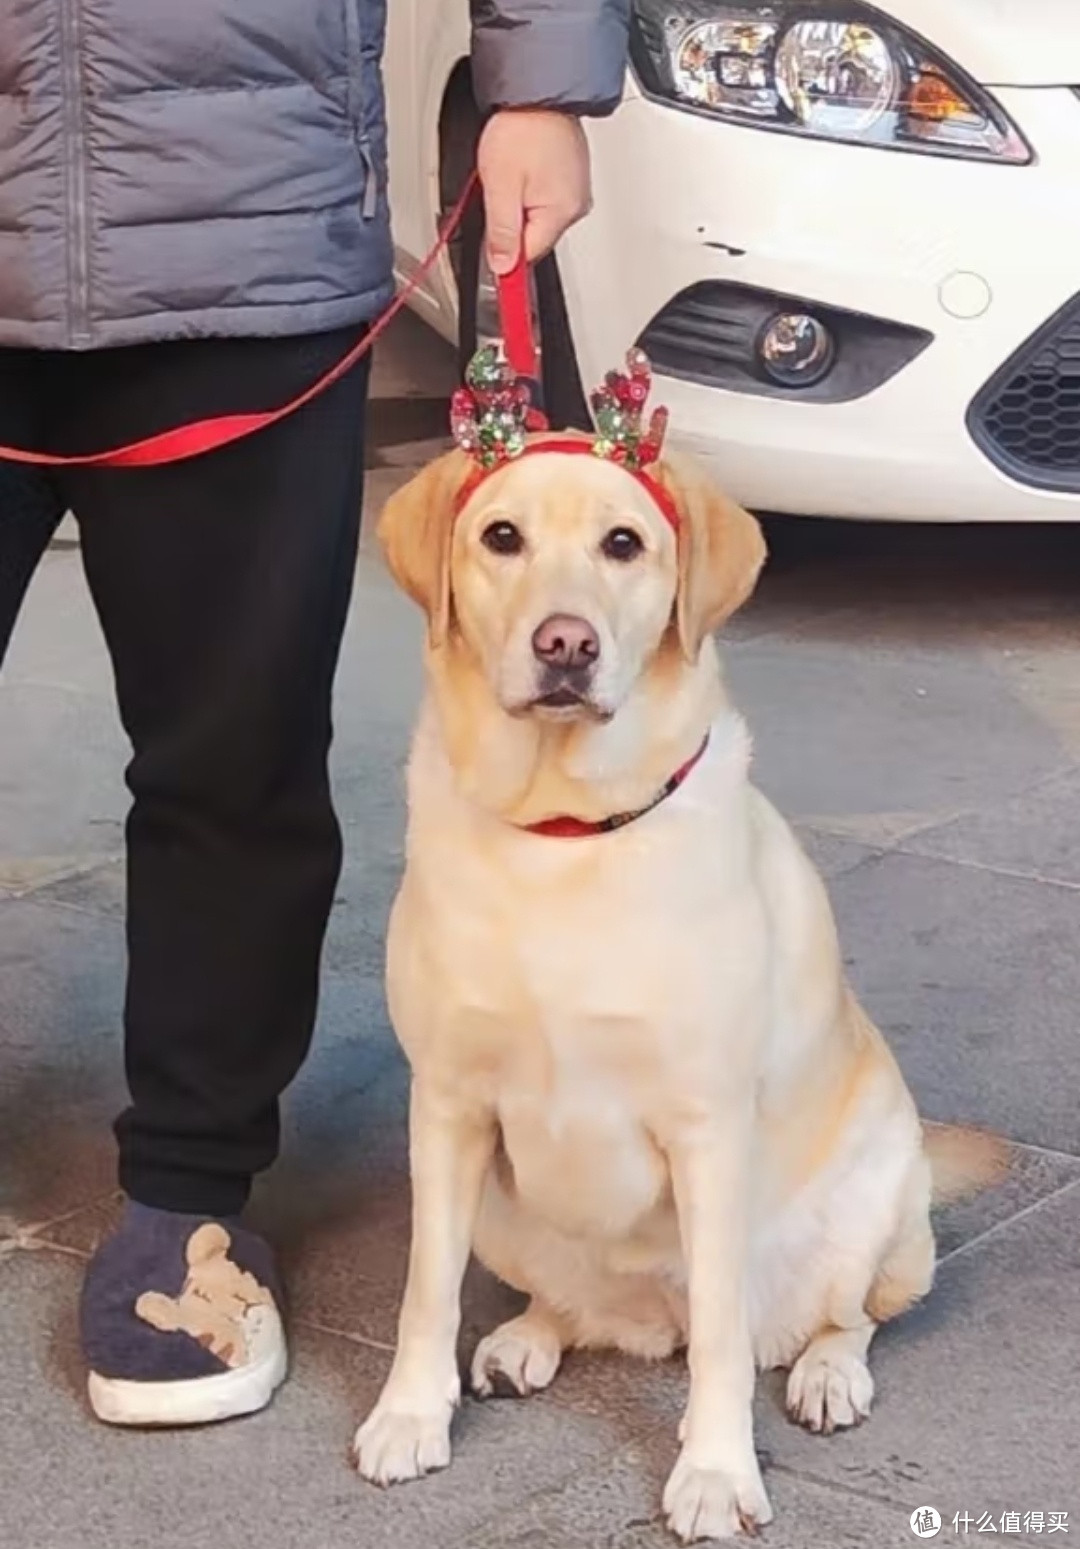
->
xmin=135 ymin=1222 xmax=274 ymax=1369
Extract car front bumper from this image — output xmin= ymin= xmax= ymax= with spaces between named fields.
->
xmin=558 ymin=84 xmax=1080 ymax=521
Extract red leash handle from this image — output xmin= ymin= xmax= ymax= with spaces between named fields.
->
xmin=0 ymin=172 xmax=481 ymax=470
xmin=496 ymin=258 xmax=538 ymax=382
xmin=495 ymin=257 xmax=549 ymax=433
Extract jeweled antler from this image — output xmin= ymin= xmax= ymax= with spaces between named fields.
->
xmin=590 ymin=348 xmax=668 ymax=470
xmin=450 ymin=344 xmax=531 ymax=470
xmin=451 ymin=343 xmax=669 ymax=475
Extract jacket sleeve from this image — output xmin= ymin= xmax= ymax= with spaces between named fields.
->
xmin=470 ymin=0 xmax=630 ymax=117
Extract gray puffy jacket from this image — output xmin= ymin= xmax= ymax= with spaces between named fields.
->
xmin=0 ymin=0 xmax=628 ymax=351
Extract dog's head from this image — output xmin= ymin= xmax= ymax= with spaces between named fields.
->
xmin=377 ymin=442 xmax=765 ymax=722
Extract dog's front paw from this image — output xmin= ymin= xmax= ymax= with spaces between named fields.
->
xmin=351 ymin=1400 xmax=455 ymax=1487
xmin=663 ymin=1451 xmax=773 ymax=1542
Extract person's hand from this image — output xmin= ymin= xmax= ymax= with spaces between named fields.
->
xmin=477 ymin=110 xmax=592 ymax=276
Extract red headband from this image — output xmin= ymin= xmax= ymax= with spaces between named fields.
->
xmin=451 ymin=434 xmax=682 ymax=531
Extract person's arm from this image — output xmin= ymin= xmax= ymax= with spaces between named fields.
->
xmin=470 ymin=0 xmax=630 ymax=274
xmin=470 ymin=0 xmax=630 ymax=118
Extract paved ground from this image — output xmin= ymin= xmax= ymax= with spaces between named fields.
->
xmin=2 ymin=312 xmax=1080 ymax=1548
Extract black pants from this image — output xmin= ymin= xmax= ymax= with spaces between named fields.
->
xmin=0 ymin=330 xmax=370 ymax=1214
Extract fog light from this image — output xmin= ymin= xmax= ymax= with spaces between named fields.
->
xmin=758 ymin=312 xmax=835 ymax=387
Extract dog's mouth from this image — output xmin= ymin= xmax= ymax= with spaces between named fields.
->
xmin=509 ymin=674 xmax=613 ymax=722
xmin=528 ymin=662 xmax=612 ymax=719
xmin=526 ymin=690 xmax=614 ymax=723
xmin=536 ymin=686 xmax=585 ymax=708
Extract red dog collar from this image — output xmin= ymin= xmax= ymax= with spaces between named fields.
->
xmin=520 ymin=736 xmax=709 ymax=839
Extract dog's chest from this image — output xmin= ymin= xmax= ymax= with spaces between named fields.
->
xmin=389 ymin=820 xmax=765 ymax=1230
xmin=475 ymin=928 xmax=682 ymax=1232
xmin=398 ymin=826 xmax=750 ymax=1054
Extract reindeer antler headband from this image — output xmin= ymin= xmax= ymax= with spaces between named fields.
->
xmin=449 ymin=344 xmax=679 ymax=532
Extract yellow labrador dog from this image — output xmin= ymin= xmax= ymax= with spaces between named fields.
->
xmin=353 ymin=439 xmax=1001 ymax=1541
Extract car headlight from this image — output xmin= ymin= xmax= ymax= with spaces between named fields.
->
xmin=629 ymin=2 xmax=1030 ymax=163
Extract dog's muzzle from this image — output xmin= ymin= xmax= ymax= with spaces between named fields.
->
xmin=530 ymin=613 xmax=601 ymax=710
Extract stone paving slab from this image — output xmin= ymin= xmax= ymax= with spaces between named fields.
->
xmin=794 ymin=829 xmax=880 ymax=882
xmin=0 ymin=896 xmax=125 ymax=1223
xmin=905 ymin=764 xmax=1080 ymax=890
xmin=724 ymin=637 xmax=1071 ymax=847
xmin=828 ymin=850 xmax=1080 ymax=1153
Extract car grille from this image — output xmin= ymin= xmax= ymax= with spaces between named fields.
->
xmin=969 ymin=292 xmax=1080 ymax=492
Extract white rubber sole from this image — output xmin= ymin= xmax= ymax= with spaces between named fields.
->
xmin=87 ymin=1316 xmax=288 ymax=1428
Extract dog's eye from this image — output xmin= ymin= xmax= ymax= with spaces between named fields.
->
xmin=481 ymin=521 xmax=525 ymax=556
xmin=601 ymin=527 xmax=644 ymax=562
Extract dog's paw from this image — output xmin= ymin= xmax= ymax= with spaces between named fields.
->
xmin=786 ymin=1339 xmax=874 ymax=1435
xmin=663 ymin=1451 xmax=773 ymax=1542
xmin=351 ymin=1403 xmax=454 ymax=1486
xmin=471 ymin=1313 xmax=562 ymax=1398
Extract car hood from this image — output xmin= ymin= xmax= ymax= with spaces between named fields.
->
xmin=883 ymin=0 xmax=1080 ymax=86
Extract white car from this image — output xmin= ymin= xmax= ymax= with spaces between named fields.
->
xmin=386 ymin=2 xmax=1080 ymax=521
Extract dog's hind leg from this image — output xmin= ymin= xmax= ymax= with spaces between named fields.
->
xmin=786 ymin=1320 xmax=876 ymax=1433
xmin=787 ymin=1153 xmax=934 ymax=1436
xmin=471 ymin=1299 xmax=568 ymax=1398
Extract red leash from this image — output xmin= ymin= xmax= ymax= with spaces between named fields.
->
xmin=0 ymin=172 xmax=487 ymax=470
xmin=497 ymin=255 xmax=540 ymax=385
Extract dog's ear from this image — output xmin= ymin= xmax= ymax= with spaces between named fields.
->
xmin=655 ymin=455 xmax=767 ymax=660
xmin=376 ymin=450 xmax=474 ymax=647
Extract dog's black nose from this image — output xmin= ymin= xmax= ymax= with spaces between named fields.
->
xmin=531 ymin=614 xmax=600 ymax=670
